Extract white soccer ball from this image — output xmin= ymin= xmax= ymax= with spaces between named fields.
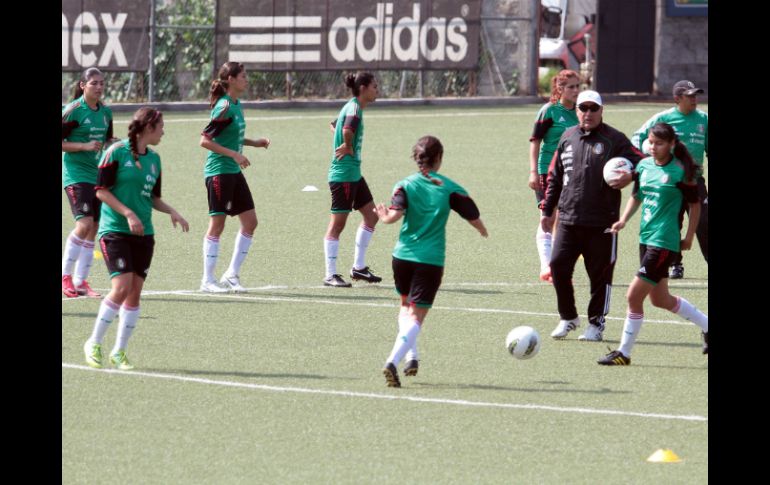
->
xmin=505 ymin=326 xmax=541 ymax=360
xmin=603 ymin=157 xmax=634 ymax=184
xmin=641 ymin=138 xmax=651 ymax=155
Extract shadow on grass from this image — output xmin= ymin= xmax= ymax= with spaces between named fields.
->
xmin=141 ymin=367 xmax=361 ymax=381
xmin=410 ymin=381 xmax=629 ymax=394
xmin=62 ymin=312 xmax=156 ymax=320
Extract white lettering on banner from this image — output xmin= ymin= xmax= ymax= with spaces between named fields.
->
xmin=228 ymin=2 xmax=469 ymax=65
xmin=62 ymin=12 xmax=128 ymax=68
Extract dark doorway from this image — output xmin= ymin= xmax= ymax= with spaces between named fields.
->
xmin=595 ymin=0 xmax=655 ymax=93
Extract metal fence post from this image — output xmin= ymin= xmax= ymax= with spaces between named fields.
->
xmin=148 ymin=0 xmax=156 ymax=102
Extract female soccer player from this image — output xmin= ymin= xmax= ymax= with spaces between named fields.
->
xmin=62 ymin=67 xmax=116 ymax=298
xmin=199 ymin=62 xmax=270 ymax=293
xmin=375 ymin=136 xmax=488 ymax=387
xmin=599 ymin=122 xmax=708 ymax=365
xmin=83 ymin=108 xmax=189 ymax=370
xmin=528 ymin=69 xmax=580 ymax=282
xmin=323 ymin=72 xmax=381 ymax=287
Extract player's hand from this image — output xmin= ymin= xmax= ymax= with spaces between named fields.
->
xmin=540 ymin=214 xmax=554 ymax=233
xmin=608 ymin=171 xmax=633 ymax=189
xmin=257 ymin=138 xmax=270 ymax=149
xmin=127 ymin=213 xmax=144 ymax=236
xmin=528 ymin=172 xmax=540 ymax=191
xmin=84 ymin=140 xmax=103 ymax=152
xmin=374 ymin=203 xmax=389 ymax=220
xmin=171 ymin=210 xmax=189 ymax=232
xmin=610 ymin=220 xmax=625 ymax=233
xmin=335 ymin=143 xmax=353 ymax=160
xmin=680 ymin=238 xmax=693 ymax=251
xmin=235 ymin=153 xmax=251 ymax=169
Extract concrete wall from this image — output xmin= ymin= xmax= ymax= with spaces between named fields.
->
xmin=653 ymin=0 xmax=708 ymax=96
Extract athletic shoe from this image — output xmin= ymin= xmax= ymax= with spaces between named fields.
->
xmin=76 ymin=280 xmax=101 ymax=298
xmin=84 ymin=340 xmax=103 ymax=369
xmin=350 ymin=266 xmax=382 ymax=283
xmin=550 ymin=318 xmax=580 ymax=339
xmin=110 ymin=350 xmax=135 ymax=370
xmin=578 ymin=323 xmax=605 ymax=342
xmin=404 ymin=359 xmax=419 ymax=377
xmin=669 ymin=264 xmax=684 ymax=279
xmin=220 ymin=273 xmax=246 ymax=293
xmin=383 ymin=362 xmax=401 ymax=387
xmin=199 ymin=281 xmax=229 ymax=293
xmin=323 ymin=274 xmax=352 ymax=287
xmin=62 ymin=275 xmax=78 ymax=298
xmin=597 ymin=349 xmax=631 ymax=366
xmin=702 ymin=331 xmax=708 ymax=355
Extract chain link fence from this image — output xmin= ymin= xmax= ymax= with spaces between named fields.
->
xmin=62 ymin=0 xmax=537 ymax=105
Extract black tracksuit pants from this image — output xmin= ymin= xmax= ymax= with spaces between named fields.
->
xmin=550 ymin=223 xmax=617 ymax=324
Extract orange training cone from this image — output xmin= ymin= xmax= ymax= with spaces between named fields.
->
xmin=647 ymin=449 xmax=682 ymax=463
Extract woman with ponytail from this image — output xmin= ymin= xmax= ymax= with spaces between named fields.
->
xmin=323 ymin=71 xmax=381 ymax=287
xmin=375 ymin=136 xmax=488 ymax=387
xmin=198 ymin=62 xmax=270 ymax=293
xmin=83 ymin=108 xmax=189 ymax=371
xmin=528 ymin=69 xmax=580 ymax=283
xmin=62 ymin=67 xmax=117 ymax=298
xmin=600 ymin=122 xmax=708 ymax=366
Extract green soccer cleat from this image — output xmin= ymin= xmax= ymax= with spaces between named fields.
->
xmin=83 ymin=341 xmax=103 ymax=369
xmin=110 ymin=350 xmax=135 ymax=370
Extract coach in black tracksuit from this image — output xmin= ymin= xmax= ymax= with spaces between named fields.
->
xmin=540 ymin=90 xmax=643 ymax=342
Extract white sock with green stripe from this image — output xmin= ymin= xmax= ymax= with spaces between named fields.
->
xmin=353 ymin=225 xmax=374 ymax=270
xmin=618 ymin=312 xmax=643 ymax=357
xmin=113 ymin=304 xmax=140 ymax=353
xmin=225 ymin=231 xmax=253 ymax=277
xmin=535 ymin=223 xmax=552 ymax=273
xmin=89 ymin=297 xmax=120 ymax=344
xmin=399 ymin=313 xmax=419 ymax=361
xmin=387 ymin=319 xmax=421 ymax=366
xmin=324 ymin=238 xmax=339 ymax=278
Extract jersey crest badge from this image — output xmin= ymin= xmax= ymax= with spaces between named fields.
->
xmin=593 ymin=143 xmax=604 ymax=155
xmin=661 ymin=174 xmax=670 ymax=184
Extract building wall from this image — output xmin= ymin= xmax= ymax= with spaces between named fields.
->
xmin=654 ymin=0 xmax=708 ymax=96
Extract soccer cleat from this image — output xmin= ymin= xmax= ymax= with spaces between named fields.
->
xmin=62 ymin=275 xmax=78 ymax=298
xmin=199 ymin=280 xmax=229 ymax=293
xmin=383 ymin=362 xmax=401 ymax=387
xmin=597 ymin=348 xmax=631 ymax=366
xmin=83 ymin=340 xmax=103 ymax=369
xmin=76 ymin=280 xmax=101 ymax=298
xmin=702 ymin=331 xmax=708 ymax=355
xmin=578 ymin=323 xmax=605 ymax=342
xmin=404 ymin=359 xmax=419 ymax=377
xmin=110 ymin=350 xmax=135 ymax=370
xmin=550 ymin=318 xmax=580 ymax=339
xmin=350 ymin=266 xmax=382 ymax=283
xmin=220 ymin=273 xmax=246 ymax=293
xmin=669 ymin=264 xmax=684 ymax=279
xmin=323 ymin=274 xmax=352 ymax=288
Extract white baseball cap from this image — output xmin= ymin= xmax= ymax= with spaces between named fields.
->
xmin=577 ymin=90 xmax=603 ymax=107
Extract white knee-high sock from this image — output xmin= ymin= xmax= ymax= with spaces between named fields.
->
xmin=672 ymin=297 xmax=708 ymax=332
xmin=535 ymin=223 xmax=552 ymax=273
xmin=62 ymin=232 xmax=85 ymax=275
xmin=324 ymin=238 xmax=339 ymax=278
xmin=202 ymin=235 xmax=220 ymax=283
xmin=113 ymin=304 xmax=140 ymax=353
xmin=89 ymin=297 xmax=120 ymax=344
xmin=618 ymin=312 xmax=644 ymax=357
xmin=353 ymin=225 xmax=374 ymax=270
xmin=399 ymin=313 xmax=419 ymax=361
xmin=386 ymin=319 xmax=421 ymax=366
xmin=73 ymin=240 xmax=95 ymax=286
xmin=225 ymin=231 xmax=253 ymax=277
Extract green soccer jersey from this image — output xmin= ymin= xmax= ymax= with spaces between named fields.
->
xmin=203 ymin=95 xmax=245 ymax=177
xmin=531 ymin=101 xmax=578 ymax=175
xmin=392 ymin=173 xmax=470 ymax=267
xmin=632 ymin=107 xmax=708 ymax=176
xmin=634 ymin=156 xmax=690 ymax=252
xmin=62 ymin=96 xmax=113 ymax=187
xmin=96 ymin=140 xmax=162 ymax=238
xmin=328 ymin=98 xmax=364 ymax=182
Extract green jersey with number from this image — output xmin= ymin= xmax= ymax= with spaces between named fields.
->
xmin=632 ymin=107 xmax=708 ymax=176
xmin=328 ymin=98 xmax=364 ymax=182
xmin=203 ymin=95 xmax=245 ymax=177
xmin=531 ymin=101 xmax=578 ymax=175
xmin=392 ymin=173 xmax=471 ymax=267
xmin=634 ymin=156 xmax=690 ymax=252
xmin=62 ymin=96 xmax=113 ymax=187
xmin=96 ymin=140 xmax=162 ymax=238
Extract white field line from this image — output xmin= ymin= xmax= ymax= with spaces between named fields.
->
xmin=61 ymin=363 xmax=706 ymax=422
xmin=61 ymin=285 xmax=706 ymax=325
xmin=113 ymin=108 xmax=654 ymax=124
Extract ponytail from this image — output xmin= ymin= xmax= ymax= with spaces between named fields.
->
xmin=210 ymin=62 xmax=244 ymax=107
xmin=650 ymin=122 xmax=697 ymax=182
xmin=345 ymin=71 xmax=375 ymax=97
xmin=73 ymin=67 xmax=103 ymax=101
xmin=127 ymin=108 xmax=163 ymax=166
